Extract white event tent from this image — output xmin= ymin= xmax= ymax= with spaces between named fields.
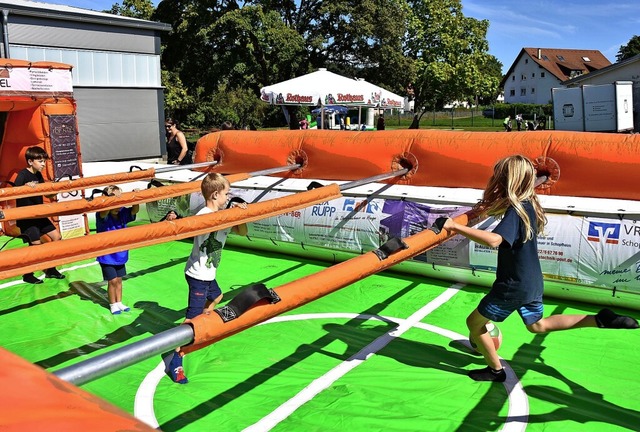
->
xmin=260 ymin=68 xmax=404 ymax=129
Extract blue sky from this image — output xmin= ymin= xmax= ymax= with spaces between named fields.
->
xmin=51 ymin=0 xmax=639 ymax=73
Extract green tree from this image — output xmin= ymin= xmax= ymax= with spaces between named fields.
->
xmin=404 ymin=0 xmax=496 ymax=127
xmin=616 ymin=35 xmax=640 ymax=62
xmin=107 ymin=0 xmax=154 ymax=19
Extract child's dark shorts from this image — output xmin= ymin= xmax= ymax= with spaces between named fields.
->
xmin=18 ymin=218 xmax=56 ymax=244
xmin=100 ymin=263 xmax=126 ymax=282
xmin=185 ymin=274 xmax=222 ymax=319
xmin=478 ymin=291 xmax=544 ymax=325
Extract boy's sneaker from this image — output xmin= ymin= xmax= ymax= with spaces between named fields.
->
xmin=117 ymin=302 xmax=131 ymax=312
xmin=23 ymin=273 xmax=43 ymax=284
xmin=110 ymin=304 xmax=122 ymax=315
xmin=166 ymin=353 xmax=188 ymax=384
xmin=45 ymin=268 xmax=65 ymax=279
xmin=595 ymin=308 xmax=639 ymax=329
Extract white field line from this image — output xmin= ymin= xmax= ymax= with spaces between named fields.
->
xmin=242 ymin=283 xmax=464 ymax=431
xmin=134 ymin=282 xmax=528 ymax=431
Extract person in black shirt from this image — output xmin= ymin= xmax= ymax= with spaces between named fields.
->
xmin=14 ymin=146 xmax=65 ymax=284
xmin=435 ymin=155 xmax=638 ymax=382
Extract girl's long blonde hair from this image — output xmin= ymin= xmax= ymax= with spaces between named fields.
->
xmin=479 ymin=155 xmax=546 ymax=241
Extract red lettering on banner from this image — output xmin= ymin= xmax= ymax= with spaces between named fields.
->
xmin=336 ymin=93 xmax=365 ymax=103
xmin=285 ymin=93 xmax=314 ymax=103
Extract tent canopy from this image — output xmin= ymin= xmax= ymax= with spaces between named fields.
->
xmin=355 ymin=79 xmax=404 ymax=110
xmin=260 ymin=68 xmax=398 ymax=108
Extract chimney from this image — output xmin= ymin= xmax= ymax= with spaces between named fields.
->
xmin=538 ymin=49 xmax=541 ymax=59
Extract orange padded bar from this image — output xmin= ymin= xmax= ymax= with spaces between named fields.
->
xmin=0 ymin=182 xmax=340 ymax=280
xmin=182 ymin=207 xmax=484 ymax=354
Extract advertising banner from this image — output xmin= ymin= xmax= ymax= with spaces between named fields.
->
xmin=181 ymin=186 xmax=640 ymax=295
xmin=576 ymin=217 xmax=640 ymax=291
xmin=0 ymin=66 xmax=73 ymax=98
xmin=49 ymin=115 xmax=80 ymax=179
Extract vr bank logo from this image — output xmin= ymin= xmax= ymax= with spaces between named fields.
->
xmin=587 ymin=222 xmax=620 ymax=244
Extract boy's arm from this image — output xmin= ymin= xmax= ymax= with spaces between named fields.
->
xmin=441 ymin=218 xmax=503 ymax=248
xmin=229 ymin=199 xmax=248 ymax=235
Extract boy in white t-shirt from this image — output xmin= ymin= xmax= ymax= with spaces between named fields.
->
xmin=167 ymin=173 xmax=247 ymax=384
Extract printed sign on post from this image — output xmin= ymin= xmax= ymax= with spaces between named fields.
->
xmin=49 ymin=115 xmax=80 ymax=179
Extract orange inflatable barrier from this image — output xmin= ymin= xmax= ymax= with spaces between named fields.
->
xmin=182 ymin=207 xmax=484 ymax=354
xmin=196 ymin=129 xmax=640 ymax=200
xmin=0 ymin=347 xmax=154 ymax=432
xmin=0 ymin=184 xmax=342 ymax=280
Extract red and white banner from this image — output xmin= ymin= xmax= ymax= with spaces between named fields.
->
xmin=0 ymin=66 xmax=73 ymax=98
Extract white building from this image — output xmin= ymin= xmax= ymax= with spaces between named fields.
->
xmin=0 ymin=0 xmax=171 ymax=161
xmin=501 ymin=48 xmax=611 ymax=105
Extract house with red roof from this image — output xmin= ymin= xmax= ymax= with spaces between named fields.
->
xmin=501 ymin=48 xmax=611 ymax=104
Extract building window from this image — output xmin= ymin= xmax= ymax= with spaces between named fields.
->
xmin=521 ymin=74 xmax=527 ymax=80
xmin=510 ymin=89 xmax=515 ymax=96
xmin=10 ymin=45 xmax=162 ymax=88
xmin=532 ymin=73 xmax=535 ymax=78
xmin=582 ymin=56 xmax=591 ymax=62
xmin=557 ymin=55 xmax=565 ymax=61
xmin=525 ymin=59 xmax=528 ymax=64
xmin=541 ymin=72 xmax=545 ymax=78
xmin=542 ymin=55 xmax=549 ymax=61
xmin=531 ymin=88 xmax=535 ymax=94
xmin=520 ymin=88 xmax=526 ymax=96
xmin=512 ymin=75 xmax=515 ymax=81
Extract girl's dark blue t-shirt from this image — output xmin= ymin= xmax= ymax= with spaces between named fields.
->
xmin=96 ymin=207 xmax=136 ymax=265
xmin=491 ymin=202 xmax=543 ymax=302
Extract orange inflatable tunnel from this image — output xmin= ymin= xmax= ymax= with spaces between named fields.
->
xmin=195 ymin=129 xmax=640 ymax=201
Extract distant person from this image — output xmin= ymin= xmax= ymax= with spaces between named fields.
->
xmin=299 ymin=118 xmax=309 ymax=130
xmin=221 ymin=121 xmax=234 ymax=130
xmin=515 ymin=114 xmax=523 ymax=131
xmin=503 ymin=115 xmax=512 ymax=132
xmin=377 ymin=114 xmax=385 ymax=130
xmin=165 ymin=118 xmax=189 ymax=165
xmin=167 ymin=173 xmax=248 ymax=384
xmin=14 ymin=146 xmax=65 ymax=284
xmin=96 ymin=185 xmax=139 ymax=315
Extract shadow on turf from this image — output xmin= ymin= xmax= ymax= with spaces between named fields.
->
xmin=159 ymin=280 xmax=492 ymax=431
xmin=159 ymin=288 xmax=640 ymax=431
xmin=33 ymin=259 xmax=311 ymax=370
xmin=453 ymin=304 xmax=640 ymax=431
